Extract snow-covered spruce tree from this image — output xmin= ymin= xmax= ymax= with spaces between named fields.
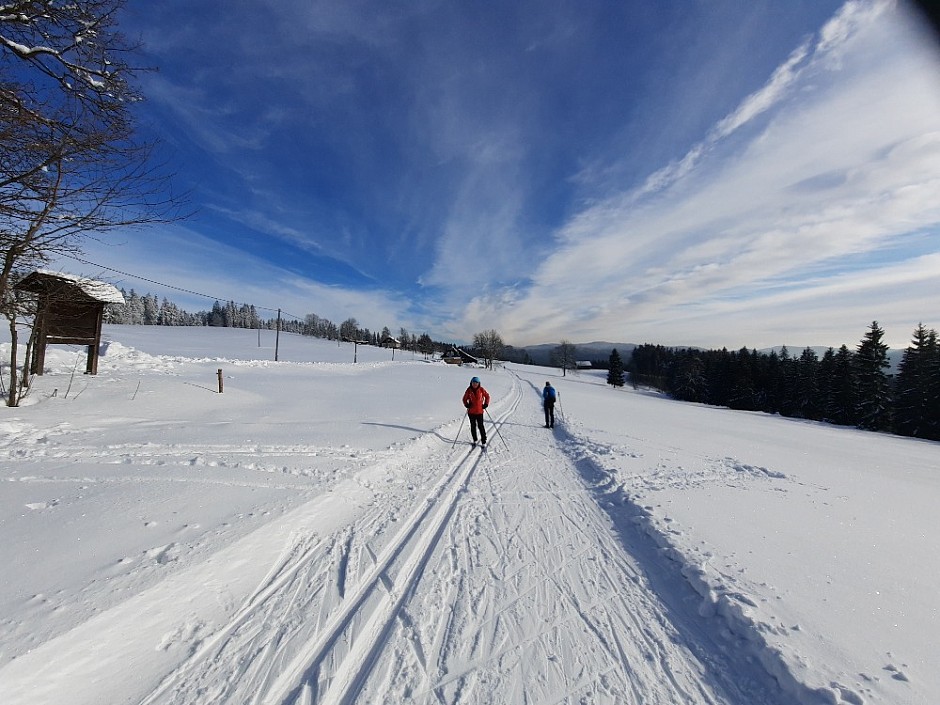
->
xmin=125 ymin=290 xmax=145 ymax=325
xmin=853 ymin=321 xmax=892 ymax=432
xmin=607 ymin=348 xmax=624 ymax=388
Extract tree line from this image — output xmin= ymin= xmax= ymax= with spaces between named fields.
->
xmin=102 ymin=291 xmax=448 ymax=357
xmin=103 ymin=291 xmax=261 ymax=328
xmin=626 ymin=321 xmax=940 ymax=441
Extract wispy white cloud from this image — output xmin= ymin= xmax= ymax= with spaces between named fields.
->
xmin=463 ymin=0 xmax=940 ymax=349
xmin=632 ymin=1 xmax=895 ymax=203
xmin=109 ymin=1 xmax=938 ymax=349
xmin=633 ymin=39 xmax=814 ymax=201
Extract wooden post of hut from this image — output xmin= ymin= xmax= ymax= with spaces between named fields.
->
xmin=14 ymin=271 xmax=125 ymax=375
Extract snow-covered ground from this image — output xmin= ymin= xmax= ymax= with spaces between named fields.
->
xmin=1 ymin=325 xmax=936 ymax=705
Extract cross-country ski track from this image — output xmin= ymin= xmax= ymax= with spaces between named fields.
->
xmin=5 ymin=372 xmax=799 ymax=705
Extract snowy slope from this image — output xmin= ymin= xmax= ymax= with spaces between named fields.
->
xmin=0 ymin=325 xmax=936 ymax=705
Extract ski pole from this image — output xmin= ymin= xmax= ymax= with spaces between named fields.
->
xmin=452 ymin=412 xmax=468 ymax=448
xmin=485 ymin=408 xmax=508 ymax=449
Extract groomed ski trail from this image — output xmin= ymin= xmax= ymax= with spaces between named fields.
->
xmin=3 ymin=372 xmax=792 ymax=705
xmin=344 ymin=372 xmax=791 ymax=705
xmin=120 ymin=380 xmax=520 ymax=705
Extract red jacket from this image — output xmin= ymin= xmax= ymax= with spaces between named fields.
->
xmin=462 ymin=385 xmax=490 ymax=414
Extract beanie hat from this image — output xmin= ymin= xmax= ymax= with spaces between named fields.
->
xmin=471 ymin=376 xmax=481 ymax=384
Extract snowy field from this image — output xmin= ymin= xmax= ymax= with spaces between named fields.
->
xmin=1 ymin=325 xmax=937 ymax=705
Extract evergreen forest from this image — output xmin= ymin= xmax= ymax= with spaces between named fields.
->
xmin=627 ymin=322 xmax=940 ymax=441
xmin=103 ymin=290 xmax=444 ymax=356
xmin=104 ymin=293 xmax=938 ymax=441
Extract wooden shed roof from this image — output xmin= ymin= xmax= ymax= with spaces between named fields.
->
xmin=444 ymin=346 xmax=478 ymax=363
xmin=15 ymin=270 xmax=125 ymax=305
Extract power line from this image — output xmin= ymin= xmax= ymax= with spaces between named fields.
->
xmin=62 ymin=254 xmax=305 ymax=321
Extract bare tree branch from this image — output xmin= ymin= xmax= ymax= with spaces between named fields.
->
xmin=1 ymin=0 xmax=189 ymax=405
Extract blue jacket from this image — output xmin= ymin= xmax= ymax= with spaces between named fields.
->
xmin=543 ymin=385 xmax=556 ymax=404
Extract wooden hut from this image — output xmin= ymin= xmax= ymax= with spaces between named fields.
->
xmin=14 ymin=271 xmax=125 ymax=375
xmin=442 ymin=346 xmax=479 ymax=365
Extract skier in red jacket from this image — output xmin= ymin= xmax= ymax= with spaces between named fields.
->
xmin=462 ymin=376 xmax=490 ymax=445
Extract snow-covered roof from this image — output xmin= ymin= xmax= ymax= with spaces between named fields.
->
xmin=444 ymin=345 xmax=478 ymax=362
xmin=16 ymin=270 xmax=125 ymax=305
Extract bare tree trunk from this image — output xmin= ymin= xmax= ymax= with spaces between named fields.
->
xmin=22 ymin=322 xmax=38 ymax=391
xmin=7 ymin=317 xmax=17 ymax=407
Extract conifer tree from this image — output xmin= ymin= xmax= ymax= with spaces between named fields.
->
xmin=760 ymin=350 xmax=783 ymax=414
xmin=126 ymin=290 xmax=145 ymax=325
xmin=895 ymin=323 xmax=940 ymax=439
xmin=208 ymin=301 xmax=225 ymax=327
xmin=729 ymin=347 xmax=757 ymax=411
xmin=816 ymin=348 xmax=836 ymax=421
xmin=672 ymin=350 xmax=706 ymax=402
xmin=143 ymin=294 xmax=160 ymax=325
xmin=793 ymin=347 xmax=820 ymax=419
xmin=607 ymin=349 xmax=625 ymax=388
xmin=854 ymin=321 xmax=892 ymax=431
xmin=708 ymin=348 xmax=735 ymax=408
xmin=928 ymin=329 xmax=940 ymax=441
xmin=824 ymin=345 xmax=856 ymax=426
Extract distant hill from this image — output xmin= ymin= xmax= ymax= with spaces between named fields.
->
xmin=762 ymin=345 xmax=904 ymax=373
xmin=509 ymin=341 xmax=638 ymax=366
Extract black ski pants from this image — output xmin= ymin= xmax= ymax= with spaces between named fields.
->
xmin=544 ymin=401 xmax=555 ymax=427
xmin=468 ymin=413 xmax=486 ymax=443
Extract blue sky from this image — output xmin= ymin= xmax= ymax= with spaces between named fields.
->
xmin=59 ymin=0 xmax=940 ymax=349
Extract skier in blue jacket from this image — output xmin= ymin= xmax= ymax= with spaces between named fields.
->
xmin=542 ymin=381 xmax=557 ymax=428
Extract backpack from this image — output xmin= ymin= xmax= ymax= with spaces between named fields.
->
xmin=545 ymin=386 xmax=556 ymax=402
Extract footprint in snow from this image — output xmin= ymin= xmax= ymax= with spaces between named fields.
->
xmin=25 ymin=499 xmax=59 ymax=510
xmin=146 ymin=543 xmax=180 ymax=565
xmin=884 ymin=664 xmax=910 ymax=682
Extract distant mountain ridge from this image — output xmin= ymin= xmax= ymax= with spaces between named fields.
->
xmin=761 ymin=345 xmax=904 ymax=372
xmin=510 ymin=341 xmax=638 ymax=365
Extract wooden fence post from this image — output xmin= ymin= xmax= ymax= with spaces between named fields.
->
xmin=217 ymin=368 xmax=223 ymax=393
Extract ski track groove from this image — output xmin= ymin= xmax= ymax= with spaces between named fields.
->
xmin=294 ymin=387 xmax=527 ymax=705
xmin=154 ymin=386 xmax=504 ymax=705
xmin=118 ymin=370 xmax=794 ymax=705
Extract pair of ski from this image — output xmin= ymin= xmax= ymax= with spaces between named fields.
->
xmin=453 ymin=410 xmax=506 ymax=450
